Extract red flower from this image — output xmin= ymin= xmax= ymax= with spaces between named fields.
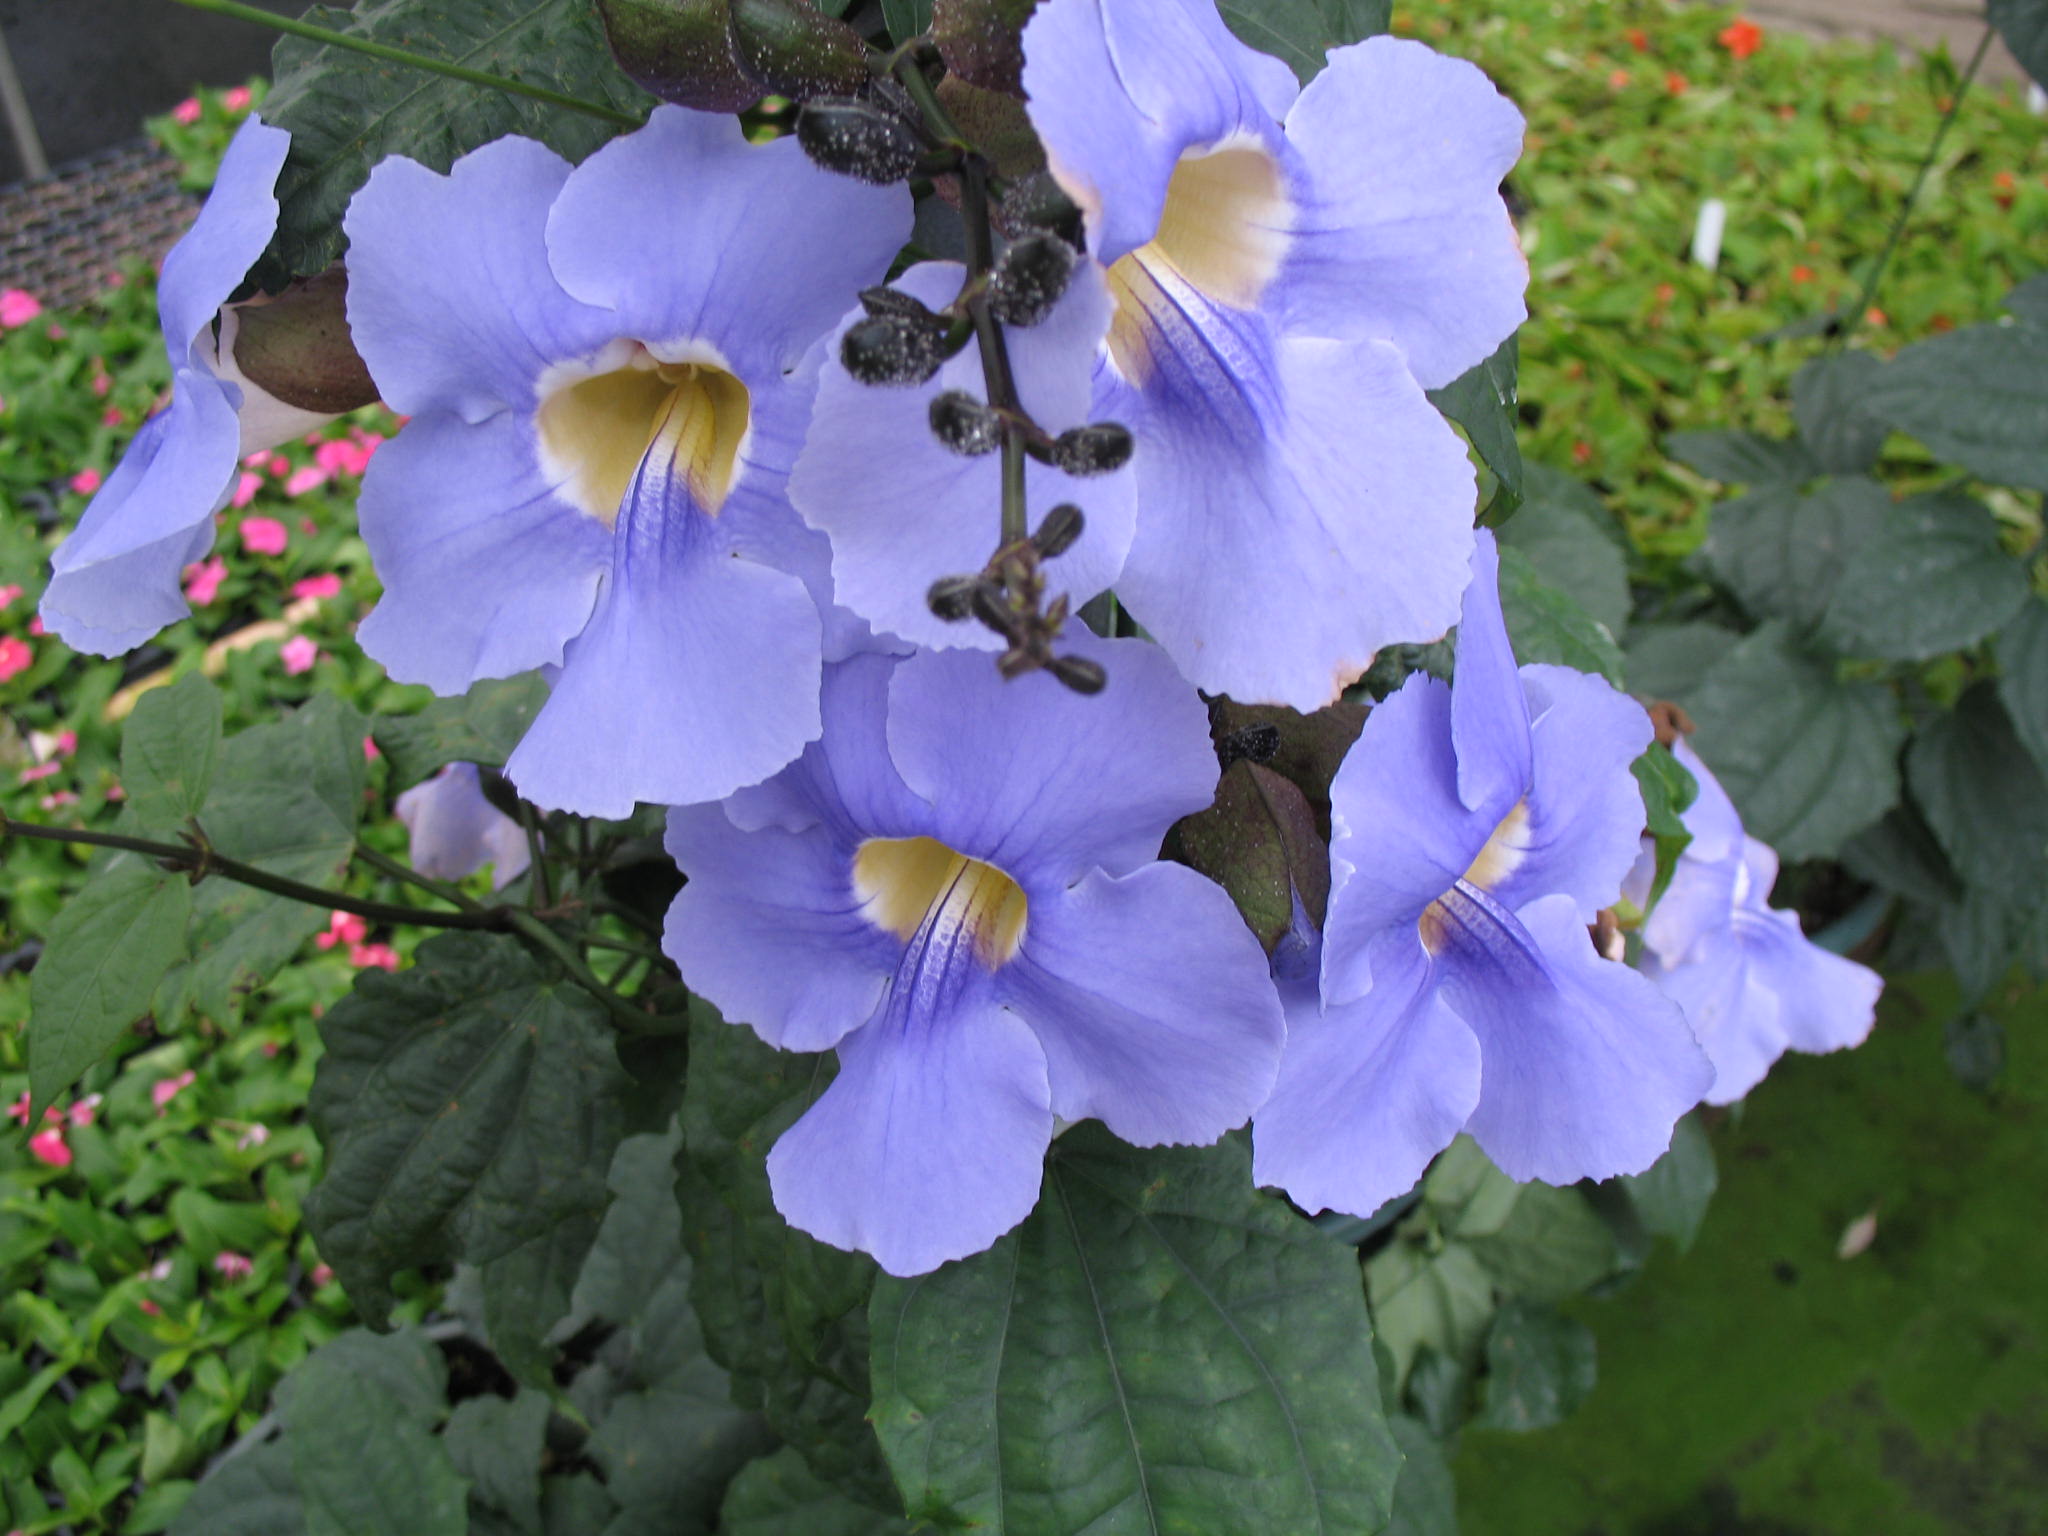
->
xmin=1718 ymin=19 xmax=1763 ymax=58
xmin=1626 ymin=27 xmax=1650 ymax=52
xmin=1665 ymin=71 xmax=1689 ymax=96
xmin=1791 ymin=265 xmax=1815 ymax=284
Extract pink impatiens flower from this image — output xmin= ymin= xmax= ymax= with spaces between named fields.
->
xmin=19 ymin=763 xmax=60 ymax=784
xmin=239 ymin=517 xmax=289 ymax=555
xmin=283 ymin=465 xmax=328 ymax=498
xmin=69 ymin=1094 xmax=100 ymax=1128
xmin=171 ymin=97 xmax=203 ymax=125
xmin=0 ymin=585 xmax=20 ymax=610
xmin=28 ymin=1127 xmax=71 ymax=1168
xmin=213 ymin=1251 xmax=254 ymax=1281
xmin=231 ymin=470 xmax=264 ymax=508
xmin=69 ymin=468 xmax=104 ymax=496
xmin=183 ymin=557 xmax=228 ymax=605
xmin=152 ymin=1069 xmax=196 ymax=1113
xmin=0 ymin=636 xmax=32 ymax=682
xmin=0 ymin=289 xmax=41 ymax=328
xmin=349 ymin=942 xmax=401 ymax=971
xmin=291 ymin=573 xmax=342 ymax=601
xmin=280 ymin=635 xmax=318 ymax=675
xmin=223 ymin=86 xmax=253 ymax=113
xmin=316 ymin=910 xmax=368 ymax=951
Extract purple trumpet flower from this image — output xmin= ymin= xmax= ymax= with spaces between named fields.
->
xmin=663 ymin=638 xmax=1284 ymax=1276
xmin=342 ymin=108 xmax=910 ymax=817
xmin=43 ymin=118 xmax=338 ymax=653
xmin=1254 ymin=531 xmax=1712 ymax=1218
xmin=394 ymin=762 xmax=531 ymax=892
xmin=1629 ymin=740 xmax=1881 ymax=1103
xmin=1017 ymin=0 xmax=1530 ymax=708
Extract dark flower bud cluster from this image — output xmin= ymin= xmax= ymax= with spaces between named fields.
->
xmin=797 ymin=97 xmax=926 ymax=186
xmin=988 ymin=234 xmax=1079 ymax=327
xmin=999 ymin=171 xmax=1086 ymax=249
xmin=923 ymin=511 xmax=1100 ymax=694
xmin=930 ymin=391 xmax=1003 ymax=456
xmin=1044 ymin=422 xmax=1133 ymax=477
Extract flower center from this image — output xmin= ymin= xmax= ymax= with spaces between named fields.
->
xmin=1105 ymin=139 xmax=1291 ymax=381
xmin=852 ymin=835 xmax=1029 ymax=969
xmin=1419 ymin=800 xmax=1531 ymax=955
xmin=535 ymin=344 xmax=751 ymax=529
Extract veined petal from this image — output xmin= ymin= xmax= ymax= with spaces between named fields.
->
xmin=1021 ymin=0 xmax=1295 ymax=267
xmin=1449 ymin=529 xmax=1531 ymax=816
xmin=664 ymin=801 xmax=896 ymax=1054
xmin=505 ymin=414 xmax=822 ymax=817
xmin=158 ymin=117 xmax=292 ymax=365
xmin=1279 ymin=38 xmax=1526 ymax=389
xmin=41 ymin=384 xmax=237 ymax=654
xmin=767 ymin=954 xmax=1052 ymax=1277
xmin=884 ymin=634 xmax=1216 ymax=886
xmin=1253 ymin=929 xmax=1480 ymax=1219
xmin=343 ymin=136 xmax=619 ymax=421
xmin=996 ymin=862 xmax=1284 ymax=1145
xmin=1439 ymin=890 xmax=1711 ymax=1185
xmin=546 ymin=108 xmax=910 ymax=381
xmin=1481 ymin=663 xmax=1653 ymax=920
xmin=1321 ymin=674 xmax=1491 ymax=1005
xmin=355 ymin=411 xmax=610 ymax=694
xmin=789 ymin=263 xmax=1133 ymax=653
xmin=1110 ymin=325 xmax=1476 ymax=708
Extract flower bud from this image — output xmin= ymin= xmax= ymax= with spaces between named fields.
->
xmin=1032 ymin=503 xmax=1084 ymax=559
xmin=728 ymin=0 xmax=871 ymax=100
xmin=989 ymin=233 xmax=1078 ymax=326
xmin=796 ymin=97 xmax=924 ymax=185
xmin=229 ymin=266 xmax=380 ymax=415
xmin=860 ymin=285 xmax=938 ymax=323
xmin=1050 ymin=422 xmax=1133 ymax=476
xmin=1048 ymin=653 xmax=1108 ymax=695
xmin=927 ymin=574 xmax=981 ymax=621
xmin=841 ymin=313 xmax=950 ymax=386
xmin=596 ymin=0 xmax=758 ymax=112
xmin=930 ymin=391 xmax=1003 ymax=456
xmin=999 ymin=171 xmax=1086 ymax=249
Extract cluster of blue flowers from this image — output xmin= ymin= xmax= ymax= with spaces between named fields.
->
xmin=40 ymin=0 xmax=1879 ymax=1277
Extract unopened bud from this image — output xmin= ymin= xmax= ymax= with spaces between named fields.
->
xmin=927 ymin=575 xmax=981 ymax=621
xmin=841 ymin=314 xmax=949 ymax=387
xmin=1049 ymin=654 xmax=1108 ymax=695
xmin=860 ymin=285 xmax=937 ymax=323
xmin=728 ymin=0 xmax=870 ymax=99
xmin=930 ymin=391 xmax=1002 ymax=456
xmin=970 ymin=584 xmax=1020 ymax=639
xmin=1032 ymin=504 xmax=1084 ymax=559
xmin=797 ymin=97 xmax=924 ymax=185
xmin=999 ymin=171 xmax=1086 ymax=249
xmin=989 ymin=233 xmax=1078 ymax=326
xmin=1050 ymin=422 xmax=1133 ymax=477
xmin=596 ymin=0 xmax=758 ymax=112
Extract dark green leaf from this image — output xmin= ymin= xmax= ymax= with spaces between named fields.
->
xmin=1381 ymin=1416 xmax=1457 ymax=1536
xmin=1685 ymin=622 xmax=1904 ymax=861
xmin=1170 ymin=760 xmax=1329 ymax=950
xmin=1461 ymin=1183 xmax=1619 ymax=1303
xmin=1622 ymin=620 xmax=1742 ymax=704
xmin=155 ymin=695 xmax=369 ymax=1026
xmin=1989 ymin=0 xmax=2048 ymax=86
xmin=1696 ymin=476 xmax=1891 ymax=632
xmin=573 ymin=1129 xmax=688 ymax=1329
xmin=871 ymin=1127 xmax=1402 ymax=1534
xmin=1219 ymin=0 xmax=1388 ymax=82
xmin=305 ymin=931 xmax=632 ymax=1327
xmin=480 ymin=1212 xmax=606 ymax=1386
xmin=1935 ymin=886 xmax=2047 ymax=1001
xmin=1403 ymin=1345 xmax=1468 ymax=1439
xmin=169 ymin=1442 xmax=304 ymax=1536
xmin=1819 ymin=489 xmax=2030 ymax=661
xmin=1495 ymin=464 xmax=1627 ymax=635
xmin=1906 ymin=685 xmax=2048 ymax=899
xmin=445 ymin=1392 xmax=550 ymax=1536
xmin=1365 ymin=1238 xmax=1495 ymax=1393
xmin=373 ymin=675 xmax=550 ymax=786
xmin=1944 ymin=1010 xmax=2008 ymax=1091
xmin=29 ymin=864 xmax=190 ymax=1116
xmin=1618 ymin=1112 xmax=1716 ymax=1252
xmin=253 ymin=0 xmax=655 ymax=289
xmin=279 ymin=1332 xmax=466 ymax=1536
xmin=1996 ymin=598 xmax=2048 ymax=779
xmin=879 ymin=0 xmax=935 ymax=46
xmin=1493 ymin=545 xmax=1624 ymax=684
xmin=1631 ymin=743 xmax=1697 ymax=915
xmin=1430 ymin=334 xmax=1522 ymax=522
xmin=118 ymin=674 xmax=223 ymax=833
xmin=1862 ymin=316 xmax=2048 ymax=492
xmin=1791 ymin=351 xmax=1889 ymax=475
xmin=2006 ymin=274 xmax=2048 ymax=327
xmin=1472 ymin=1300 xmax=1597 ymax=1433
xmin=1664 ymin=429 xmax=1816 ymax=487
xmin=586 ymin=1383 xmax=773 ymax=1530
xmin=1840 ymin=803 xmax=1961 ymax=908
xmin=721 ymin=1447 xmax=907 ymax=1536
xmin=540 ymin=1473 xmax=616 ymax=1535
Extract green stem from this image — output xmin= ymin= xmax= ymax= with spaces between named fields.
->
xmin=518 ymin=803 xmax=552 ymax=910
xmin=503 ymin=910 xmax=653 ymax=1033
xmin=585 ymin=934 xmax=668 ymax=963
xmin=2 ymin=815 xmax=503 ymax=931
xmin=594 ymin=898 xmax=665 ymax=940
xmin=166 ymin=0 xmax=645 ymax=128
xmin=353 ymin=842 xmax=487 ymax=914
xmin=958 ymin=156 xmax=1029 ymax=547
xmin=1832 ymin=26 xmax=1991 ymax=354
